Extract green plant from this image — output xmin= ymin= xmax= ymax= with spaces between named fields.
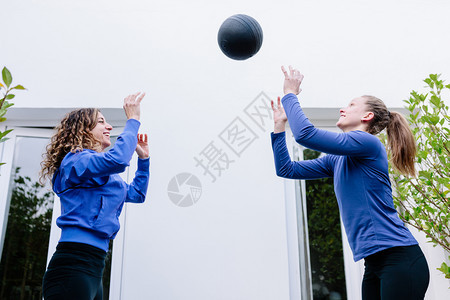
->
xmin=0 ymin=168 xmax=53 ymax=299
xmin=0 ymin=66 xmax=25 ymax=166
xmin=385 ymin=74 xmax=449 ymax=278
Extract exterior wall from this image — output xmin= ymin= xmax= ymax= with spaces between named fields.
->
xmin=1 ymin=1 xmax=449 ymax=299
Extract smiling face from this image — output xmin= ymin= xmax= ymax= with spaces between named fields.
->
xmin=90 ymin=112 xmax=113 ymax=150
xmin=336 ymin=97 xmax=374 ymax=132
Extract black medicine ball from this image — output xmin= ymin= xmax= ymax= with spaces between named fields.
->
xmin=217 ymin=14 xmax=263 ymax=60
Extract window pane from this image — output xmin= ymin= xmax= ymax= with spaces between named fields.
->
xmin=0 ymin=136 xmax=54 ymax=300
xmin=304 ymin=149 xmax=347 ymax=300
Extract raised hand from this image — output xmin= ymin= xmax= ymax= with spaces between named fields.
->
xmin=271 ymin=96 xmax=288 ymax=133
xmin=135 ymin=133 xmax=149 ymax=159
xmin=281 ymin=66 xmax=304 ymax=95
xmin=123 ymin=92 xmax=145 ymax=121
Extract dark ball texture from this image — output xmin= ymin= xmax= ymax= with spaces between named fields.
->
xmin=217 ymin=14 xmax=263 ymax=61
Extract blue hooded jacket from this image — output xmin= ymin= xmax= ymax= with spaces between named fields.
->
xmin=52 ymin=119 xmax=150 ymax=252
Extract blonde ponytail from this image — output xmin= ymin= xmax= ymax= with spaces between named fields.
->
xmin=363 ymin=95 xmax=417 ymax=176
xmin=386 ymin=111 xmax=416 ymax=176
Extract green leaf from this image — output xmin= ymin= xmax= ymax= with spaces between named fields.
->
xmin=430 ymin=95 xmax=441 ymax=108
xmin=425 ymin=206 xmax=436 ymax=214
xmin=429 ymin=115 xmax=439 ymax=125
xmin=417 ymin=150 xmax=428 ymax=160
xmin=6 ymin=94 xmax=15 ymax=100
xmin=0 ymin=129 xmax=13 ymax=139
xmin=2 ymin=67 xmax=12 ymax=88
xmin=0 ymin=137 xmax=9 ymax=143
xmin=418 ymin=170 xmax=432 ymax=180
xmin=0 ymin=101 xmax=14 ymax=113
xmin=437 ymin=262 xmax=450 ymax=278
xmin=12 ymin=84 xmax=25 ymax=90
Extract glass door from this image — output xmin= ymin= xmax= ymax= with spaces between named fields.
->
xmin=302 ymin=149 xmax=347 ymax=300
xmin=0 ymin=128 xmax=54 ymax=300
xmin=289 ymin=132 xmax=349 ymax=300
xmin=0 ymin=128 xmax=124 ymax=300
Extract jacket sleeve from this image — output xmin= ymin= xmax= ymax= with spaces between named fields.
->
xmin=282 ymin=93 xmax=380 ymax=158
xmin=271 ymin=131 xmax=333 ymax=180
xmin=126 ymin=157 xmax=150 ymax=203
xmin=62 ymin=119 xmax=140 ymax=186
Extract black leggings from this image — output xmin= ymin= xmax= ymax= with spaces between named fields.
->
xmin=362 ymin=244 xmax=429 ymax=300
xmin=42 ymin=242 xmax=106 ymax=300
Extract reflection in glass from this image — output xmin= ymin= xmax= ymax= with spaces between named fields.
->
xmin=0 ymin=137 xmax=54 ymax=300
xmin=304 ymin=149 xmax=347 ymax=300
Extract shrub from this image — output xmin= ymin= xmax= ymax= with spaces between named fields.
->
xmin=385 ymin=74 xmax=449 ymax=278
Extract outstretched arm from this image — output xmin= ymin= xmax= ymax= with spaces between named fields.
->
xmin=271 ymin=92 xmax=332 ymax=180
xmin=60 ymin=92 xmax=146 ymax=185
xmin=126 ymin=157 xmax=150 ymax=203
xmin=271 ymin=131 xmax=333 ymax=180
xmin=280 ymin=66 xmax=379 ymax=157
xmin=126 ymin=133 xmax=150 ymax=203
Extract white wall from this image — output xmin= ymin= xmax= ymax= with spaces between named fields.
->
xmin=1 ymin=0 xmax=449 ymax=299
xmin=2 ymin=0 xmax=450 ymax=109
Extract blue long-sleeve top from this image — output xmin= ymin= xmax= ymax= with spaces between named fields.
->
xmin=272 ymin=93 xmax=417 ymax=261
xmin=52 ymin=119 xmax=150 ymax=252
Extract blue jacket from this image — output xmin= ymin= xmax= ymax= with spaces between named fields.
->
xmin=52 ymin=119 xmax=150 ymax=252
xmin=271 ymin=93 xmax=417 ymax=261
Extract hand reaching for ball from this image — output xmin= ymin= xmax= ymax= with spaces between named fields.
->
xmin=135 ymin=133 xmax=149 ymax=159
xmin=282 ymin=66 xmax=304 ymax=95
xmin=271 ymin=97 xmax=288 ymax=133
xmin=123 ymin=92 xmax=145 ymax=121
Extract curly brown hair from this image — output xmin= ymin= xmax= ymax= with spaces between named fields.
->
xmin=39 ymin=108 xmax=102 ymax=185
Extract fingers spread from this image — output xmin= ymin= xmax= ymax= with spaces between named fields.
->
xmin=136 ymin=92 xmax=146 ymax=103
xmin=125 ymin=92 xmax=144 ymax=103
xmin=281 ymin=66 xmax=287 ymax=77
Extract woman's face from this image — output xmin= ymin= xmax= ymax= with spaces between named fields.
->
xmin=336 ymin=97 xmax=372 ymax=132
xmin=91 ymin=112 xmax=113 ymax=150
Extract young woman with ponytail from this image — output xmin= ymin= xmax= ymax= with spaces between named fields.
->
xmin=271 ymin=66 xmax=429 ymax=300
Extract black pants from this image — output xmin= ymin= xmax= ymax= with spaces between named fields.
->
xmin=42 ymin=242 xmax=107 ymax=300
xmin=362 ymin=244 xmax=429 ymax=300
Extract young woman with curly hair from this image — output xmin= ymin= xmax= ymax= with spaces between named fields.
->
xmin=271 ymin=66 xmax=429 ymax=300
xmin=41 ymin=92 xmax=150 ymax=300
